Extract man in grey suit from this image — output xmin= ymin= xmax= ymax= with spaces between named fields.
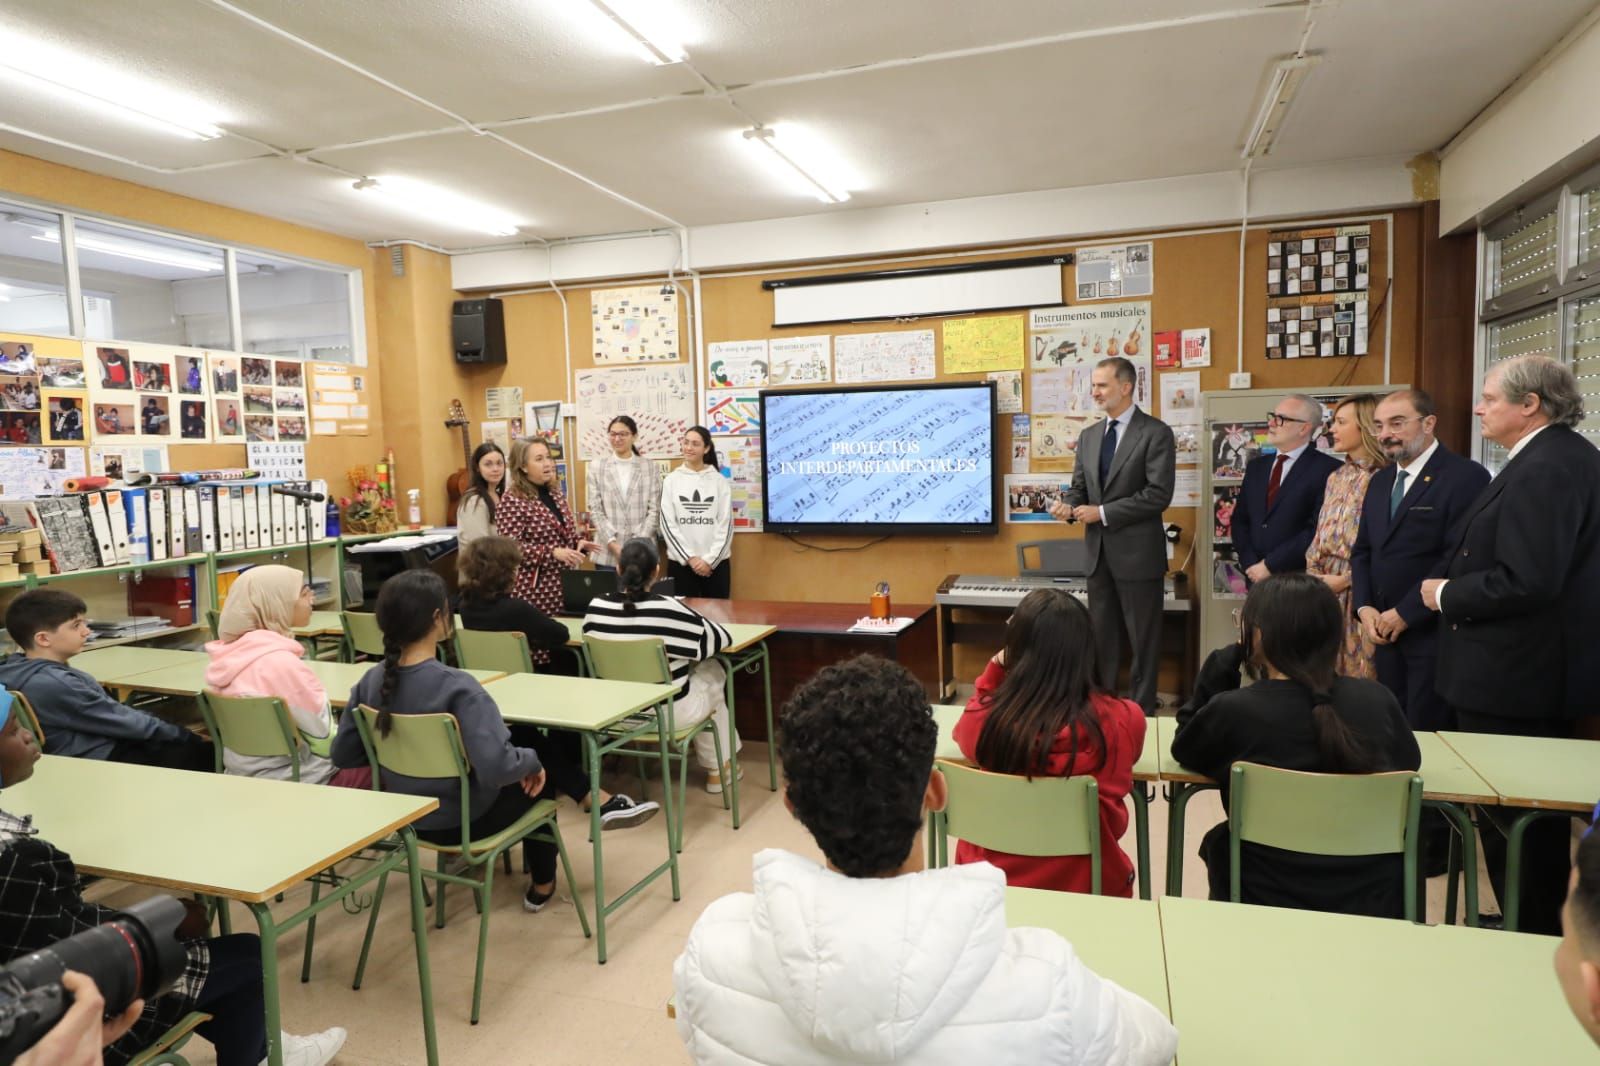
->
xmin=1050 ymin=356 xmax=1176 ymax=712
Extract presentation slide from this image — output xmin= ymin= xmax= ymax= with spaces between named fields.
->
xmin=763 ymin=383 xmax=995 ymax=530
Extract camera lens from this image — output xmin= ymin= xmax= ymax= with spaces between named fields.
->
xmin=1 ymin=896 xmax=187 ymax=1014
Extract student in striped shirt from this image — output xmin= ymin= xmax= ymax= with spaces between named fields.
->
xmin=582 ymin=538 xmax=742 ymax=793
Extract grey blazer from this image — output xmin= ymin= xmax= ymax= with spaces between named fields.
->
xmin=1065 ymin=407 xmax=1176 ymax=580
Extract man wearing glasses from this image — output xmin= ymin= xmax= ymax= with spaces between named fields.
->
xmin=1230 ymin=394 xmax=1339 ymax=586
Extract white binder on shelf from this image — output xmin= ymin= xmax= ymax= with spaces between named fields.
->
xmin=148 ymin=488 xmax=168 ymax=562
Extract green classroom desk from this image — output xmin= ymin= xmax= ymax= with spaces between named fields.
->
xmin=1438 ymin=731 xmax=1599 ymax=931
xmin=71 ymin=645 xmax=207 ymax=684
xmin=292 ymin=611 xmax=345 ymax=637
xmin=928 ymin=705 xmax=1160 ymax=900
xmin=562 ymin=616 xmax=780 ymax=790
xmin=5 ymin=756 xmax=441 ymax=1066
xmin=483 ymin=672 xmax=681 ymax=964
xmin=1160 ymin=729 xmax=1496 ymax=921
xmin=1158 ymin=895 xmax=1595 ymax=1065
xmin=106 ymin=658 xmax=505 ymax=707
xmin=1004 ymin=887 xmax=1171 ymax=1019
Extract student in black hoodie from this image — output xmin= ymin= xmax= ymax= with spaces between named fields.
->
xmin=1171 ymin=572 xmax=1421 ymax=919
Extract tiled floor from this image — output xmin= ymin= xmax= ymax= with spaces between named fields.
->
xmin=94 ymin=745 xmax=1491 ymax=1065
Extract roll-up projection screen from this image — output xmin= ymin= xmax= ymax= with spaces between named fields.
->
xmin=766 ymin=255 xmax=1068 ymax=327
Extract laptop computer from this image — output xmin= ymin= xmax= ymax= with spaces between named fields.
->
xmin=559 ymin=569 xmax=676 ymax=615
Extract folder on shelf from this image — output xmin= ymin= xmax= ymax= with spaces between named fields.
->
xmin=255 ymin=486 xmax=272 ymax=547
xmin=183 ymin=488 xmax=202 ymax=556
xmin=216 ymin=485 xmax=237 ymax=551
xmin=197 ymin=485 xmax=217 ymax=553
xmin=103 ymin=489 xmax=132 ymax=564
xmin=147 ymin=488 xmax=168 ymax=562
xmin=167 ymin=484 xmax=186 ymax=559
xmin=311 ymin=480 xmax=329 ymax=539
xmin=240 ymin=485 xmax=259 ymax=549
xmin=122 ymin=488 xmax=150 ymax=565
xmin=289 ymin=483 xmax=308 ymax=544
xmin=269 ymin=487 xmax=286 ymax=545
xmin=83 ymin=492 xmax=116 ymax=568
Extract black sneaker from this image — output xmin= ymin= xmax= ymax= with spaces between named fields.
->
xmin=523 ymin=885 xmax=557 ymax=913
xmin=599 ymin=794 xmax=660 ymax=830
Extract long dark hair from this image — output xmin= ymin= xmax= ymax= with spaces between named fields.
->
xmin=1241 ymin=572 xmax=1376 ymax=772
xmin=609 ymin=415 xmax=641 ymax=456
xmin=974 ymin=589 xmax=1108 ymax=779
xmin=617 ymin=537 xmax=659 ymax=614
xmin=464 ymin=441 xmax=505 ymax=523
xmin=685 ymin=425 xmax=718 ymax=469
xmin=373 ymin=571 xmax=450 ymax=737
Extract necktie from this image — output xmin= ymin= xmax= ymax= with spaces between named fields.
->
xmin=1098 ymin=418 xmax=1118 ymax=487
xmin=1390 ymin=468 xmax=1409 ymax=518
xmin=1266 ymin=453 xmax=1289 ymax=509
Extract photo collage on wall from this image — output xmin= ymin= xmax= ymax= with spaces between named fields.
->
xmin=1266 ymin=225 xmax=1371 ymax=298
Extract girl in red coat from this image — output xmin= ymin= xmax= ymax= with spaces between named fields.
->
xmin=953 ymin=588 xmax=1146 ymax=896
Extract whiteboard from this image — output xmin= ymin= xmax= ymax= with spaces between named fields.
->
xmin=574 ymin=363 xmax=695 ymax=460
xmin=772 ymin=262 xmax=1063 ymax=326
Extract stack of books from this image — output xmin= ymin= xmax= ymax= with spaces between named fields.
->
xmin=0 ymin=526 xmax=44 ymax=581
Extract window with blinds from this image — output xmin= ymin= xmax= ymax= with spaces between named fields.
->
xmin=1569 ymin=292 xmax=1600 ymax=447
xmin=1483 ymin=305 xmax=1561 ymax=470
xmin=1578 ymin=182 xmax=1600 ymax=269
xmin=1488 ymin=207 xmax=1559 ymax=297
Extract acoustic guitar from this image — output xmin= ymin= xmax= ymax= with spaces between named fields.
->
xmin=445 ymin=399 xmax=471 ymax=524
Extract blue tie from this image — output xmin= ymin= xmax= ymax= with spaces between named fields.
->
xmin=1099 ymin=418 xmax=1118 ymax=487
xmin=1389 ymin=468 xmax=1408 ymax=518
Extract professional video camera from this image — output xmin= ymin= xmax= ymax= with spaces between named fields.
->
xmin=0 ymin=896 xmax=187 ymax=1062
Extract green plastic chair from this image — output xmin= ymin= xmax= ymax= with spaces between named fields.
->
xmin=341 ymin=610 xmax=384 ymax=662
xmin=582 ymin=635 xmax=738 ymax=851
xmin=7 ymin=690 xmax=44 ymax=746
xmin=454 ymin=628 xmax=534 ymax=675
xmin=347 ymin=706 xmax=590 ymax=1024
xmin=128 ymin=1011 xmax=212 ymax=1065
xmin=1228 ymin=762 xmax=1424 ymax=922
xmin=206 ymin=609 xmax=221 ymax=640
xmin=932 ymin=759 xmax=1103 ymax=893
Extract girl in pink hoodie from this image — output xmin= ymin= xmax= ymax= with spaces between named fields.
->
xmin=204 ymin=565 xmax=335 ymax=783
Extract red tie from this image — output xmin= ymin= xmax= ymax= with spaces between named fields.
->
xmin=1266 ymin=453 xmax=1289 ymax=509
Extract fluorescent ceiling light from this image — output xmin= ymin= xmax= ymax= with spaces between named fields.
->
xmin=0 ymin=29 xmax=225 ymax=140
xmin=351 ymin=177 xmax=523 ymax=237
xmin=577 ymin=0 xmax=685 ymax=64
xmin=741 ymin=126 xmax=853 ymax=205
xmin=1242 ymin=55 xmax=1321 ymax=159
xmin=28 ymin=229 xmax=222 ymax=273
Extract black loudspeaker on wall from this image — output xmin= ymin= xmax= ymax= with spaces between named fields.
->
xmin=452 ymin=298 xmax=507 ymax=364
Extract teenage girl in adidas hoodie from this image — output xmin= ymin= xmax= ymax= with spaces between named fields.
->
xmin=661 ymin=426 xmax=733 ymax=598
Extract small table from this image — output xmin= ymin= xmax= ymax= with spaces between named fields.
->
xmin=1438 ymin=731 xmax=1598 ymax=930
xmin=71 ymin=646 xmax=207 ymax=685
xmin=1005 ymin=888 xmax=1170 ymax=1017
xmin=483 ymin=672 xmax=681 ymax=964
xmin=5 ymin=756 xmax=441 ymax=1066
xmin=1159 ymin=895 xmax=1593 ymax=1064
xmin=292 ymin=611 xmax=345 ymax=637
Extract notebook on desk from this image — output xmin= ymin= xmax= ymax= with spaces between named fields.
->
xmin=559 ymin=570 xmax=676 ymax=615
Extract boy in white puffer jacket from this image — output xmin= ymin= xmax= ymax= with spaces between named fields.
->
xmin=672 ymin=654 xmax=1178 ymax=1066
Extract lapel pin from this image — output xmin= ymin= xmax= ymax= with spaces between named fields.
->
xmin=1423 ymin=476 xmax=1432 ymax=483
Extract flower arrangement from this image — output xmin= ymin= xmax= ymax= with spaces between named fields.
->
xmin=340 ymin=466 xmax=398 ymax=533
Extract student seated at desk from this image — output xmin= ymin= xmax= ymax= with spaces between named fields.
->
xmin=456 ymin=536 xmax=658 ymax=829
xmin=0 ymin=697 xmax=347 ymax=1066
xmin=0 ymin=590 xmax=212 ymax=772
xmin=953 ymin=588 xmax=1145 ymax=897
xmin=582 ymin=537 xmax=739 ymax=794
xmin=1557 ymin=808 xmax=1600 ymax=1047
xmin=673 ymin=655 xmax=1178 ymax=1065
xmin=332 ymin=570 xmax=566 ymax=911
xmin=203 ymin=565 xmax=335 ymax=784
xmin=1171 ymin=572 xmax=1420 ymax=919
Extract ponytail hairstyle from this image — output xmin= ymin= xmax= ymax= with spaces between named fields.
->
xmin=1240 ymin=572 xmax=1376 ymax=772
xmin=974 ymin=588 xmax=1108 ymax=780
xmin=373 ymin=570 xmax=451 ymax=737
xmin=609 ymin=415 xmax=641 ymax=456
xmin=465 ymin=441 xmax=506 ymax=523
xmin=685 ymin=425 xmax=718 ymax=470
xmin=457 ymin=535 xmax=519 ymax=604
xmin=616 ymin=537 xmax=659 ymax=615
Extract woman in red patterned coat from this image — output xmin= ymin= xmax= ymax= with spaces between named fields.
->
xmin=496 ymin=437 xmax=598 ymax=668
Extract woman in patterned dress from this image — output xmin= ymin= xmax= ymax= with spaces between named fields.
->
xmin=1305 ymin=394 xmax=1388 ymax=678
xmin=495 ymin=436 xmax=598 ymax=668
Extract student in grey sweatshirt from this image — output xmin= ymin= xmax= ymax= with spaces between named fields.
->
xmin=329 ymin=570 xmax=559 ymax=912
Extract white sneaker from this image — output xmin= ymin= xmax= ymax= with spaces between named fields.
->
xmin=265 ymin=1027 xmax=347 ymax=1066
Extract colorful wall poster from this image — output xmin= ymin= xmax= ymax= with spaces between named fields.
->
xmin=1003 ymin=475 xmax=1071 ymax=524
xmin=0 ymin=446 xmax=85 ymax=498
xmin=833 ymin=330 xmax=935 ymax=384
xmin=705 ymin=390 xmax=761 ymax=436
xmin=708 ymin=340 xmax=769 ymax=388
xmin=988 ymin=370 xmax=1022 ymax=414
xmin=591 ymin=284 xmax=679 ymax=364
xmin=574 ymin=363 xmax=694 ymax=459
xmin=1074 ymin=241 xmax=1153 ymax=300
xmin=714 ymin=435 xmax=764 ymax=532
xmin=1159 ymin=371 xmax=1201 ymax=426
xmin=523 ymin=400 xmax=565 ymax=459
xmin=768 ymin=335 xmax=831 ymax=385
xmin=307 ymin=361 xmax=368 ymax=436
xmin=1181 ymin=328 xmax=1212 ymax=368
xmin=1031 ymin=412 xmax=1101 ymax=473
xmin=1211 ymin=421 xmax=1269 ymax=479
xmin=942 ymin=314 xmax=1024 ymax=374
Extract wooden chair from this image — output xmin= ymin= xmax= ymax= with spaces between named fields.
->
xmin=932 ymin=759 xmax=1102 ymax=893
xmin=582 ymin=635 xmax=739 ymax=850
xmin=1228 ymin=762 xmax=1423 ymax=921
xmin=347 ymin=706 xmax=589 ymax=1023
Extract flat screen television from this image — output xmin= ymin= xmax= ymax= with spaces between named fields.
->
xmin=760 ymin=380 xmax=997 ymax=535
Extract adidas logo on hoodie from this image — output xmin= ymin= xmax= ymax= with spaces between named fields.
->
xmin=678 ymin=489 xmax=716 ymax=524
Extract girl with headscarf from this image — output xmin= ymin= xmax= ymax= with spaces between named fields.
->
xmin=203 ymin=564 xmax=335 ymax=783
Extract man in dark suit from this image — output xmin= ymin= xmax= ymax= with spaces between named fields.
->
xmin=1351 ymin=388 xmax=1489 ymax=731
xmin=1421 ymin=355 xmax=1600 ymax=935
xmin=1050 ymin=356 xmax=1175 ymax=712
xmin=1231 ymin=394 xmax=1341 ymax=585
